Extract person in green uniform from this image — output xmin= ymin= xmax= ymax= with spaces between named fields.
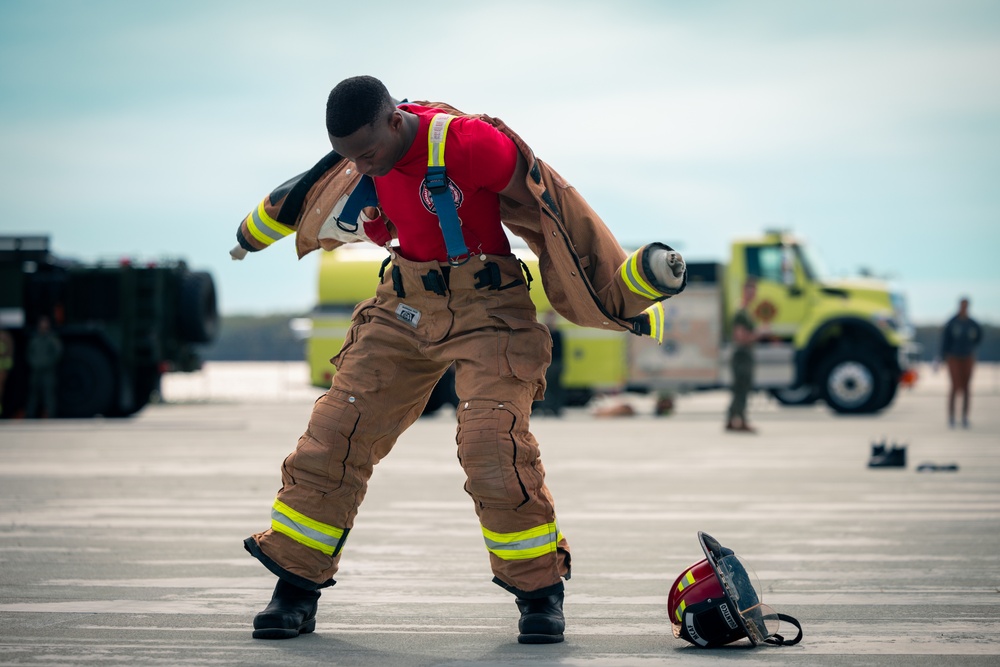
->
xmin=727 ymin=280 xmax=758 ymax=433
xmin=0 ymin=328 xmax=13 ymax=416
xmin=26 ymin=316 xmax=62 ymax=419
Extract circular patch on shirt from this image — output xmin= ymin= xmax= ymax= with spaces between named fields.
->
xmin=419 ymin=178 xmax=464 ymax=214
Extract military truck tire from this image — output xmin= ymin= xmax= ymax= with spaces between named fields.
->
xmin=57 ymin=342 xmax=117 ymax=418
xmin=124 ymin=366 xmax=160 ymax=416
xmin=178 ymin=271 xmax=219 ymax=344
xmin=818 ymin=348 xmax=891 ymax=414
xmin=770 ymin=386 xmax=820 ymax=406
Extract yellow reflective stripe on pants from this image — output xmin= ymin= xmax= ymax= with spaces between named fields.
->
xmin=482 ymin=522 xmax=561 ymax=561
xmin=621 ymin=250 xmax=664 ymax=300
xmin=247 ymin=200 xmax=294 ymax=246
xmin=270 ymin=499 xmax=345 ymax=556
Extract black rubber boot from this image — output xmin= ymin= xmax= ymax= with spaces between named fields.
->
xmin=252 ymin=578 xmax=320 ymax=639
xmin=516 ymin=592 xmax=565 ymax=644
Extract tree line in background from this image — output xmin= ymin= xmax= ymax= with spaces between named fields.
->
xmin=200 ymin=315 xmax=999 ymax=363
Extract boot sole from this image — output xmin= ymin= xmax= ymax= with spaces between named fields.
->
xmin=252 ymin=618 xmax=316 ymax=640
xmin=518 ymin=632 xmax=564 ymax=644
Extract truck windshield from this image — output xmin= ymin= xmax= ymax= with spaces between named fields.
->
xmin=794 ymin=244 xmax=828 ymax=282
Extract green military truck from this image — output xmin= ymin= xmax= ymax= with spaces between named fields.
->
xmin=0 ymin=235 xmax=219 ymax=418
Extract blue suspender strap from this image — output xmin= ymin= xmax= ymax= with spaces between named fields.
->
xmin=338 ymin=174 xmax=379 ymax=233
xmin=425 ymin=114 xmax=469 ymax=265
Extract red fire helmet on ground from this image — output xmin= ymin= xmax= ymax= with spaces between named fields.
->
xmin=668 ymin=531 xmax=803 ymax=648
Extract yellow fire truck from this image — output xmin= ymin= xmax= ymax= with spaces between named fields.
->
xmin=305 ymin=231 xmax=916 ymax=414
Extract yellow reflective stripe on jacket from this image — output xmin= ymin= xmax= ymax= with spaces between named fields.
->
xmin=645 ymin=301 xmax=665 ymax=344
xmin=427 ymin=113 xmax=454 ymax=168
xmin=246 ymin=200 xmax=294 ymax=246
xmin=621 ymin=249 xmax=665 ymax=300
xmin=270 ymin=499 xmax=345 ymax=556
xmin=481 ymin=522 xmax=561 ymax=561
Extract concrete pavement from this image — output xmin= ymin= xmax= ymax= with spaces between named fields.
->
xmin=1 ymin=363 xmax=998 ymax=666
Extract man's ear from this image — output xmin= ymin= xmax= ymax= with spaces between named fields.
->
xmin=388 ymin=109 xmax=404 ymax=132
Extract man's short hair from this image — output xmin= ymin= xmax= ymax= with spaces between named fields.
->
xmin=326 ymin=75 xmax=393 ymax=138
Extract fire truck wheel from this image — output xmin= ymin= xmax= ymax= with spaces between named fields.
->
xmin=57 ymin=341 xmax=117 ymax=418
xmin=818 ymin=348 xmax=892 ymax=414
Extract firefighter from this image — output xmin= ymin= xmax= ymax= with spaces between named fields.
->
xmin=239 ymin=76 xmax=687 ymax=643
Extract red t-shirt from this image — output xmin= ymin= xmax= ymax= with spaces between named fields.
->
xmin=374 ymin=104 xmax=517 ymax=262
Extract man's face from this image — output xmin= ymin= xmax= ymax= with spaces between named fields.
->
xmin=329 ymin=111 xmax=401 ymax=178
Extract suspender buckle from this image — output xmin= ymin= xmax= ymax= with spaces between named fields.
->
xmin=424 ymin=168 xmax=449 ymax=195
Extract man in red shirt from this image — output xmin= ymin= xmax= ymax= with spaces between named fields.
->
xmin=244 ymin=76 xmax=686 ymax=644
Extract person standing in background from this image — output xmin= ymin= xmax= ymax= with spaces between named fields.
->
xmin=941 ymin=297 xmax=982 ymax=428
xmin=0 ymin=328 xmax=13 ymax=416
xmin=26 ymin=316 xmax=62 ymax=419
xmin=726 ymin=280 xmax=758 ymax=433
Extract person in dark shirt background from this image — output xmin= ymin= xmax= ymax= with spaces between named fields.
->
xmin=940 ymin=297 xmax=982 ymax=428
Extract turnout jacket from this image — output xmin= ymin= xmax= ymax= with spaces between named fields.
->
xmin=234 ymin=102 xmax=682 ymax=335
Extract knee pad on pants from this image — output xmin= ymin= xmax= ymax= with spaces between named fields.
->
xmin=283 ymin=388 xmax=364 ymax=495
xmin=456 ymin=400 xmax=543 ymax=511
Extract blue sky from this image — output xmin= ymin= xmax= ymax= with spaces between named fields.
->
xmin=1 ymin=0 xmax=997 ymax=324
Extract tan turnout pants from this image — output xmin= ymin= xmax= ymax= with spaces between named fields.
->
xmin=246 ymin=252 xmax=569 ymax=598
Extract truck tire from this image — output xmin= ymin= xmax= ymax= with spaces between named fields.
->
xmin=178 ymin=271 xmax=219 ymax=344
xmin=57 ymin=341 xmax=118 ymax=418
xmin=123 ymin=365 xmax=161 ymax=416
xmin=818 ymin=348 xmax=891 ymax=414
xmin=770 ymin=386 xmax=820 ymax=406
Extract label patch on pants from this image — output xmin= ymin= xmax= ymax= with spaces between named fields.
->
xmin=395 ymin=303 xmax=421 ymax=328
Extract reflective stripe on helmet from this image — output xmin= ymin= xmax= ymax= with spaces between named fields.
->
xmin=674 ymin=566 xmax=698 ymax=620
xmin=246 ymin=200 xmax=294 ymax=246
xmin=270 ymin=499 xmax=346 ymax=556
xmin=621 ymin=248 xmax=666 ymax=300
xmin=676 ymin=569 xmax=697 ymax=592
xmin=481 ymin=522 xmax=562 ymax=560
xmin=675 ymin=598 xmax=687 ymax=622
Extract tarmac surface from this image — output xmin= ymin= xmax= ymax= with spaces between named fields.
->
xmin=1 ymin=362 xmax=998 ymax=666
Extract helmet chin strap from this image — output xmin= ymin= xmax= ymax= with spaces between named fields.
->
xmin=764 ymin=613 xmax=803 ymax=646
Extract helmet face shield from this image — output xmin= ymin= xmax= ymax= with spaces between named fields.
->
xmin=715 ymin=553 xmax=780 ymax=644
